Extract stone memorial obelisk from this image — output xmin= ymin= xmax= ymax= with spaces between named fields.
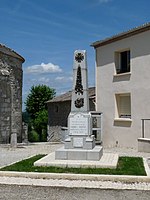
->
xmin=55 ymin=50 xmax=103 ymax=160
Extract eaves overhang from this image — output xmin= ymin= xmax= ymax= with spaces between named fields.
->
xmin=91 ymin=22 xmax=150 ymax=48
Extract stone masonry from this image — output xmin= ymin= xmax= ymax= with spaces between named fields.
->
xmin=0 ymin=44 xmax=25 ymax=144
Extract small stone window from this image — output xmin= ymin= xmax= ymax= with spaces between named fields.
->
xmin=115 ymin=50 xmax=130 ymax=74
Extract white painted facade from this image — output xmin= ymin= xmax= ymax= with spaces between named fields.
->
xmin=93 ymin=26 xmax=150 ymax=149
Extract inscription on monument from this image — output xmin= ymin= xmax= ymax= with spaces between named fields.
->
xmin=73 ymin=137 xmax=83 ymax=148
xmin=69 ymin=114 xmax=88 ymax=135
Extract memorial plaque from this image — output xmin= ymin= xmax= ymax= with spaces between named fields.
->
xmin=69 ymin=114 xmax=88 ymax=135
xmin=73 ymin=137 xmax=83 ymax=147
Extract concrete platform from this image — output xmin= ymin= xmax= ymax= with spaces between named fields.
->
xmin=34 ymin=152 xmax=119 ymax=169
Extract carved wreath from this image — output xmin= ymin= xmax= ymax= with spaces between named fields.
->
xmin=74 ymin=98 xmax=84 ymax=108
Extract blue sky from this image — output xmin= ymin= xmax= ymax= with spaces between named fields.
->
xmin=0 ymin=0 xmax=150 ymax=110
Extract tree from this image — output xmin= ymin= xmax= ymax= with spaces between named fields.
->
xmin=22 ymin=111 xmax=30 ymax=124
xmin=34 ymin=110 xmax=48 ymax=141
xmin=25 ymin=85 xmax=55 ymax=120
xmin=25 ymin=85 xmax=56 ymax=142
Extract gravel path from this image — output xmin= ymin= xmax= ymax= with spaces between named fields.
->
xmin=104 ymin=146 xmax=150 ymax=158
xmin=1 ymin=176 xmax=150 ymax=190
xmin=0 ymin=143 xmax=62 ymax=168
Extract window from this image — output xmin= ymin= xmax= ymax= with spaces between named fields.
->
xmin=115 ymin=50 xmax=130 ymax=74
xmin=55 ymin=105 xmax=59 ymax=113
xmin=115 ymin=93 xmax=131 ymax=119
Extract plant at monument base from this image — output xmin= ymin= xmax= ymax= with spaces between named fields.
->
xmin=25 ymin=84 xmax=56 ymax=142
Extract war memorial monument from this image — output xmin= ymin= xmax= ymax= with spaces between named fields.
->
xmin=34 ymin=50 xmax=118 ymax=168
xmin=55 ymin=50 xmax=103 ymax=161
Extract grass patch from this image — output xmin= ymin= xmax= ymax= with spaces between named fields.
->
xmin=0 ymin=155 xmax=146 ymax=176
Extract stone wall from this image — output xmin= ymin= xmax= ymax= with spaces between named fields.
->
xmin=0 ymin=77 xmax=11 ymax=143
xmin=0 ymin=46 xmax=24 ymax=144
xmin=48 ymin=101 xmax=71 ymax=127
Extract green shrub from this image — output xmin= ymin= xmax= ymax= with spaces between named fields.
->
xmin=28 ymin=130 xmax=40 ymax=142
xmin=41 ymin=129 xmax=47 ymax=142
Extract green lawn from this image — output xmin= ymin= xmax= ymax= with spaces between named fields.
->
xmin=0 ymin=155 xmax=146 ymax=176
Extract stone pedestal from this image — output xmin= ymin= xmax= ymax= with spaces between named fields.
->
xmin=10 ymin=132 xmax=17 ymax=148
xmin=55 ymin=146 xmax=103 ymax=161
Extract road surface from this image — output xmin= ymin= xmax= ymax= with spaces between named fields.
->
xmin=0 ymin=184 xmax=150 ymax=200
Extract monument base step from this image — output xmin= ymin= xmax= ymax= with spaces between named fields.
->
xmin=34 ymin=152 xmax=119 ymax=169
xmin=55 ymin=146 xmax=103 ymax=161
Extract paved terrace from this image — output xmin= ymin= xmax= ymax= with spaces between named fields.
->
xmin=0 ymin=143 xmax=150 ymax=190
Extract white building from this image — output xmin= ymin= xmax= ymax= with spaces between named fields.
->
xmin=92 ymin=23 xmax=150 ymax=150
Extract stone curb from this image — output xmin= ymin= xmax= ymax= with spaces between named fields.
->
xmin=0 ymin=171 xmax=150 ymax=183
